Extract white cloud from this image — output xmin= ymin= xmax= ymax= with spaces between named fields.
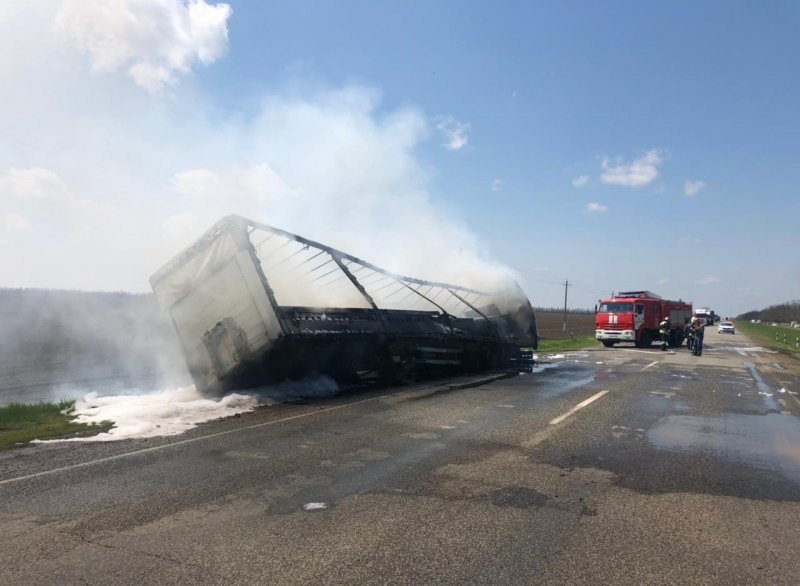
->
xmin=572 ymin=175 xmax=589 ymax=188
xmin=684 ymin=179 xmax=706 ymax=197
xmin=696 ymin=276 xmax=720 ymax=285
xmin=435 ymin=115 xmax=470 ymax=151
xmin=586 ymin=202 xmax=608 ymax=213
xmin=3 ymin=212 xmax=33 ymax=233
xmin=657 ymin=277 xmax=669 ymax=286
xmin=600 ymin=149 xmax=664 ymax=188
xmin=491 ymin=179 xmax=502 ymax=192
xmin=54 ymin=0 xmax=232 ymax=94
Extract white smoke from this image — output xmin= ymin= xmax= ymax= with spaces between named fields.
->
xmin=1 ymin=5 xmax=513 ymax=295
xmin=2 ymin=5 xmax=526 ymax=437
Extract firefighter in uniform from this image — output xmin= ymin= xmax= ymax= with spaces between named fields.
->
xmin=659 ymin=316 xmax=670 ymax=351
xmin=692 ymin=317 xmax=705 ymax=356
xmin=683 ymin=318 xmax=694 ymax=351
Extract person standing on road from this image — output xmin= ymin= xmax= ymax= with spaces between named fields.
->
xmin=659 ymin=316 xmax=670 ymax=351
xmin=692 ymin=317 xmax=705 ymax=356
xmin=684 ymin=319 xmax=694 ymax=351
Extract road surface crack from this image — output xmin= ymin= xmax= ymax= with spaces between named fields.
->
xmin=59 ymin=530 xmax=207 ymax=576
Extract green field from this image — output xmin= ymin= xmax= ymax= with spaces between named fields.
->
xmin=0 ymin=400 xmax=113 ymax=449
xmin=736 ymin=321 xmax=800 ymax=356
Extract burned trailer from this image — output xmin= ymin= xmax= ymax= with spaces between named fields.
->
xmin=150 ymin=215 xmax=538 ymax=396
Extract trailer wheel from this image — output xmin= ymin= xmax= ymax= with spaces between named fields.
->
xmin=601 ymin=340 xmax=616 ymax=347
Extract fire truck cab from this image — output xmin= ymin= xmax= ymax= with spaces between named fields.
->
xmin=595 ymin=291 xmax=692 ymax=348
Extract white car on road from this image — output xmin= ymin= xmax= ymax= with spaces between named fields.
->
xmin=718 ymin=321 xmax=736 ymax=334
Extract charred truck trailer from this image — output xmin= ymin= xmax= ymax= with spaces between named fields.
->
xmin=595 ymin=291 xmax=692 ymax=348
xmin=150 ymin=215 xmax=538 ymax=396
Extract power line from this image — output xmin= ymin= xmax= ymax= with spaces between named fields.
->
xmin=513 ymin=268 xmax=579 ymax=288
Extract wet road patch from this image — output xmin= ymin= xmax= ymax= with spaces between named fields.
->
xmin=648 ymin=413 xmax=800 ymax=484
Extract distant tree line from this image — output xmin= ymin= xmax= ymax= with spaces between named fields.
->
xmin=737 ymin=300 xmax=800 ymax=323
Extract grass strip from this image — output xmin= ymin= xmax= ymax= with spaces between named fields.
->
xmin=736 ymin=321 xmax=800 ymax=359
xmin=0 ymin=400 xmax=113 ymax=449
xmin=535 ymin=335 xmax=598 ymax=353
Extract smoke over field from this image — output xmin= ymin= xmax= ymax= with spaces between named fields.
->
xmin=0 ymin=286 xmax=593 ymax=441
xmin=0 ymin=288 xmax=188 ymax=405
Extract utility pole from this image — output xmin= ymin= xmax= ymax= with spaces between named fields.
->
xmin=562 ymin=279 xmax=570 ymax=332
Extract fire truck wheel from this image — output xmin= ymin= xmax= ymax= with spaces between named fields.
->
xmin=601 ymin=340 xmax=616 ymax=347
xmin=637 ymin=331 xmax=652 ymax=348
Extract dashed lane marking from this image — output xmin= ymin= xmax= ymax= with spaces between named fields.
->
xmin=549 ymin=390 xmax=610 ymax=426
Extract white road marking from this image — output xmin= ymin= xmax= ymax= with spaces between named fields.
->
xmin=641 ymin=361 xmax=659 ymax=371
xmin=0 ymin=393 xmax=391 ymax=487
xmin=549 ymin=390 xmax=610 ymax=426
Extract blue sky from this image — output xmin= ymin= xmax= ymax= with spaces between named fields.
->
xmin=1 ymin=1 xmax=798 ymax=315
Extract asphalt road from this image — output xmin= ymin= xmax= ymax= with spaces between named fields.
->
xmin=2 ymin=328 xmax=800 ymax=585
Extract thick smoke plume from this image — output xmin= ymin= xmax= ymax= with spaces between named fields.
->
xmin=1 ymin=5 xmax=527 ymax=439
xmin=0 ymin=288 xmax=188 ymax=405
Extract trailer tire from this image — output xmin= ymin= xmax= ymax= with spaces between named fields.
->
xmin=601 ymin=340 xmax=616 ymax=347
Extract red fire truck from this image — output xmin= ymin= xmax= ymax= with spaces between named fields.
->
xmin=595 ymin=291 xmax=692 ymax=348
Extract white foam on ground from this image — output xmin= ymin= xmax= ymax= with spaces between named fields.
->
xmin=42 ymin=386 xmax=259 ymax=442
xmin=36 ymin=375 xmax=342 ymax=443
xmin=546 ymin=354 xmax=566 ymax=360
